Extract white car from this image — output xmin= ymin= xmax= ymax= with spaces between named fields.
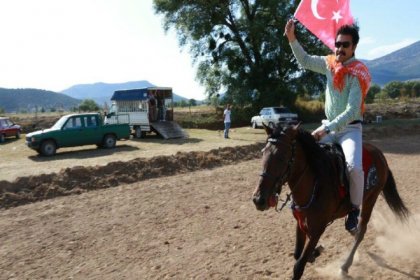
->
xmin=251 ymin=107 xmax=299 ymax=129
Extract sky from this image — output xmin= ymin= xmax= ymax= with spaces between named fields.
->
xmin=0 ymin=0 xmax=419 ymax=101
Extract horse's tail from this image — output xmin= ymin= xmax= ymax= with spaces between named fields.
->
xmin=382 ymin=169 xmax=409 ymax=220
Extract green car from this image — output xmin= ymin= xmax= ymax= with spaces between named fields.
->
xmin=26 ymin=113 xmax=130 ymax=156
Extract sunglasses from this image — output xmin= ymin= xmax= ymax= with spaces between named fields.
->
xmin=335 ymin=41 xmax=351 ymax=48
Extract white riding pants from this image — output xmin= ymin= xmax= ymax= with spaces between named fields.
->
xmin=320 ymin=122 xmax=364 ymax=207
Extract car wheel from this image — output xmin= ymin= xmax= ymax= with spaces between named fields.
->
xmin=134 ymin=127 xmax=143 ymax=139
xmin=16 ymin=131 xmax=21 ymax=139
xmin=0 ymin=134 xmax=4 ymax=143
xmin=102 ymin=134 xmax=116 ymax=149
xmin=268 ymin=122 xmax=275 ymax=129
xmin=40 ymin=140 xmax=57 ymax=156
xmin=252 ymin=121 xmax=257 ymax=129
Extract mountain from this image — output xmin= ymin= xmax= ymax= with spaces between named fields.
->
xmin=364 ymin=41 xmax=420 ymax=86
xmin=0 ymin=88 xmax=80 ymax=113
xmin=61 ymin=80 xmax=191 ymax=105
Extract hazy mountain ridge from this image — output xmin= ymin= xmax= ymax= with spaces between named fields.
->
xmin=364 ymin=40 xmax=420 ymax=85
xmin=0 ymin=88 xmax=80 ymax=113
xmin=0 ymin=81 xmax=192 ymax=113
xmin=61 ymin=81 xmax=191 ymax=105
xmin=61 ymin=81 xmax=155 ymax=105
xmin=1 ymin=41 xmax=419 ymax=113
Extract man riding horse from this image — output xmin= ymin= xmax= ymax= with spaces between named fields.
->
xmin=285 ymin=19 xmax=371 ymax=233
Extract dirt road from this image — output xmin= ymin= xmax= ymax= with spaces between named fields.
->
xmin=0 ymin=129 xmax=419 ymax=279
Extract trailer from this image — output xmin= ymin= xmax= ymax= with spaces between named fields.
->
xmin=104 ymin=87 xmax=188 ymax=139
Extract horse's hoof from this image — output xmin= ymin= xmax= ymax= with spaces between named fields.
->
xmin=340 ymin=268 xmax=348 ymax=276
xmin=307 ymin=245 xmax=324 ymax=263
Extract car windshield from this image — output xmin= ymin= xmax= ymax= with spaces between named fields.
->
xmin=51 ymin=116 xmax=69 ymax=129
xmin=273 ymin=107 xmax=291 ymax=114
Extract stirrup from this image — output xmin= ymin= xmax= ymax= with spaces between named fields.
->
xmin=345 ymin=208 xmax=360 ymax=233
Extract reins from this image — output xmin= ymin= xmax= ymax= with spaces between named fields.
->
xmin=261 ymin=132 xmax=318 ymax=212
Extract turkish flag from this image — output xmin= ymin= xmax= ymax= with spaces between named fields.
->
xmin=294 ymin=0 xmax=354 ymax=50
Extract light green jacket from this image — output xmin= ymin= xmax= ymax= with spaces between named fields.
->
xmin=290 ymin=40 xmax=364 ymax=132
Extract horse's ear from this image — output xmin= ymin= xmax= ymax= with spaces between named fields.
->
xmin=262 ymin=122 xmax=272 ymax=135
xmin=292 ymin=122 xmax=302 ymax=131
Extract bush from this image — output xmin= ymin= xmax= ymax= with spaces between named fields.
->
xmin=294 ymin=96 xmax=325 ymax=123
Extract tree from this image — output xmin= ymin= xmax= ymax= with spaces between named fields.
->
xmin=188 ymin=98 xmax=197 ymax=107
xmin=383 ymin=81 xmax=404 ymax=99
xmin=153 ymin=0 xmax=328 ymax=110
xmin=413 ymin=81 xmax=420 ymax=97
xmin=404 ymin=81 xmax=420 ymax=98
xmin=78 ymin=99 xmax=100 ymax=112
xmin=366 ymin=84 xmax=381 ymax=103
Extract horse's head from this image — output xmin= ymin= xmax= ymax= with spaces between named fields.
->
xmin=252 ymin=123 xmax=300 ymax=211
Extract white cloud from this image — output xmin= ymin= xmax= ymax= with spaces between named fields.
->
xmin=364 ymin=39 xmax=418 ymax=60
xmin=358 ymin=36 xmax=376 ymax=46
xmin=0 ymin=0 xmax=206 ymax=100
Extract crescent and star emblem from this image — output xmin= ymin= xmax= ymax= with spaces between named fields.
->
xmin=311 ymin=0 xmax=325 ymax=20
xmin=311 ymin=0 xmax=342 ymax=23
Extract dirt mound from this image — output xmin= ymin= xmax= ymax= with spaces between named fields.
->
xmin=0 ymin=143 xmax=264 ymax=209
xmin=364 ymin=123 xmax=420 ymax=139
xmin=364 ymin=101 xmax=420 ymax=121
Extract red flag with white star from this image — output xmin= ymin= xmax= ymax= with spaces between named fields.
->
xmin=294 ymin=0 xmax=354 ymax=50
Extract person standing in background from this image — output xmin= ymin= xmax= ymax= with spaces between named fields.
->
xmin=223 ymin=104 xmax=232 ymax=139
xmin=148 ymin=92 xmax=157 ymax=121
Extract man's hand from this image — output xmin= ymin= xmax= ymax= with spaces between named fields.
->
xmin=311 ymin=126 xmax=327 ymax=142
xmin=284 ymin=19 xmax=296 ymax=42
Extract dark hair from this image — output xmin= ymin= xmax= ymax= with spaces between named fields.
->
xmin=336 ymin=24 xmax=360 ymax=45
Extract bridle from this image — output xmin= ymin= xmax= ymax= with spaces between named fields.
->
xmin=259 ymin=131 xmax=318 ymax=212
xmin=259 ymin=132 xmax=297 ymax=210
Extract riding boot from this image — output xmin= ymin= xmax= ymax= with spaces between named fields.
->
xmin=346 ymin=167 xmax=363 ymax=233
xmin=345 ymin=206 xmax=360 ymax=233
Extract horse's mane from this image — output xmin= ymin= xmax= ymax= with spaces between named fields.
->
xmin=295 ymin=128 xmax=341 ymax=190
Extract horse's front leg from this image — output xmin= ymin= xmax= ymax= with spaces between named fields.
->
xmin=341 ymin=206 xmax=370 ymax=274
xmin=294 ymin=223 xmax=306 ymax=260
xmin=292 ymin=229 xmax=324 ymax=280
xmin=340 ymin=223 xmax=366 ymax=274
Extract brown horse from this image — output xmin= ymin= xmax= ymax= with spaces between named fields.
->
xmin=252 ymin=124 xmax=409 ymax=280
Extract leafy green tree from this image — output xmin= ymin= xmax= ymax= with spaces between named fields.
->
xmin=400 ymin=82 xmax=413 ymax=98
xmin=0 ymin=107 xmax=5 ymax=114
xmin=78 ymin=99 xmax=100 ymax=112
xmin=366 ymin=84 xmax=381 ymax=103
xmin=179 ymin=99 xmax=188 ymax=107
xmin=153 ymin=0 xmax=328 ymax=110
xmin=404 ymin=81 xmax=420 ymax=98
xmin=383 ymin=81 xmax=404 ymax=99
xmin=189 ymin=98 xmax=197 ymax=107
xmin=413 ymin=81 xmax=420 ymax=97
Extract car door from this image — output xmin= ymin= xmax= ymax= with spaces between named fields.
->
xmin=0 ymin=119 xmax=6 ymax=137
xmin=4 ymin=119 xmax=15 ymax=137
xmin=82 ymin=115 xmax=102 ymax=144
xmin=60 ymin=116 xmax=85 ymax=147
xmin=265 ymin=108 xmax=274 ymax=124
xmin=259 ymin=109 xmax=268 ymax=125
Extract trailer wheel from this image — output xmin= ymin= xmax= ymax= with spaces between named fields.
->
xmin=134 ymin=127 xmax=143 ymax=139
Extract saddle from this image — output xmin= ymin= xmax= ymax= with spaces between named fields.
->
xmin=319 ymin=143 xmax=350 ymax=199
xmin=320 ymin=143 xmax=378 ymax=198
